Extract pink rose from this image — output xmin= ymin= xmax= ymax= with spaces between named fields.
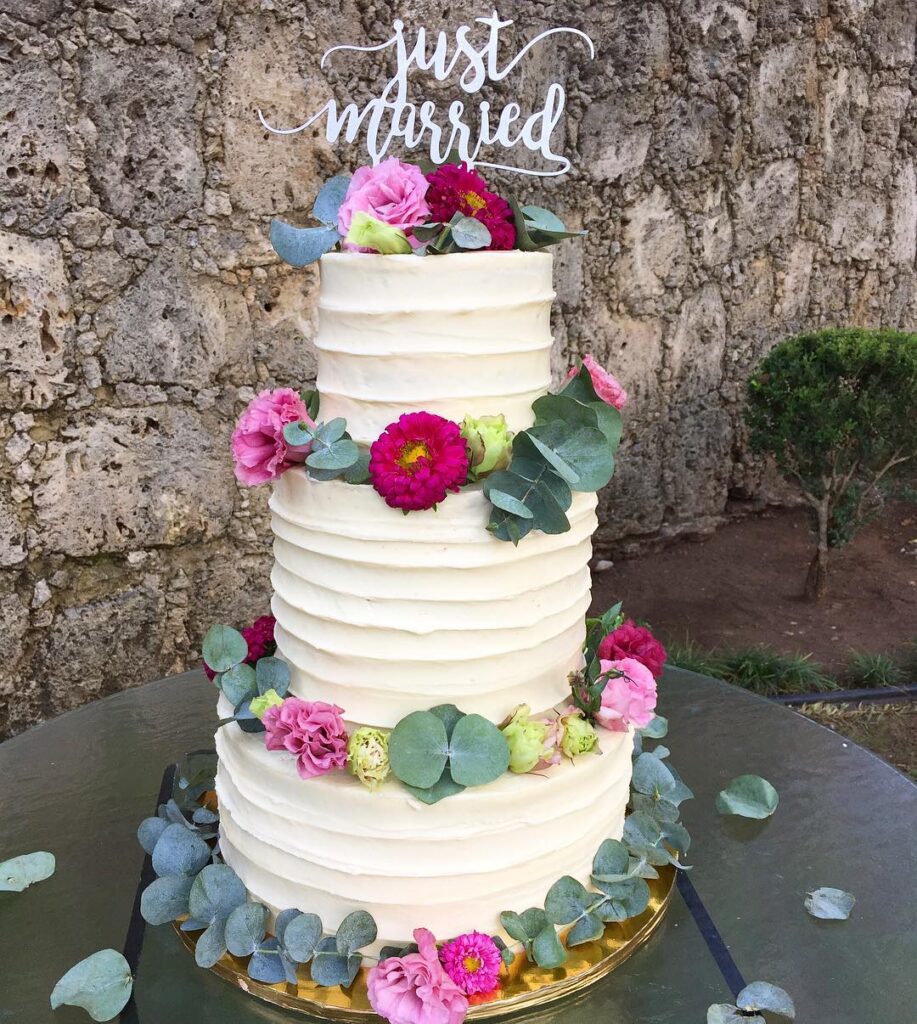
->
xmin=262 ymin=698 xmax=348 ymax=780
xmin=597 ymin=620 xmax=667 ymax=679
xmin=565 ymin=354 xmax=628 ymax=410
xmin=595 ymin=657 xmax=657 ymax=732
xmin=367 ymin=928 xmax=468 ymax=1024
xmin=337 ymin=158 xmax=431 ymax=251
xmin=230 ymin=388 xmax=314 ymax=487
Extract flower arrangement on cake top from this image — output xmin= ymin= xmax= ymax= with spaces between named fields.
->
xmin=269 ymin=156 xmax=583 ymax=266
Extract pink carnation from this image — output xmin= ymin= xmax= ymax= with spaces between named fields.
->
xmin=337 ymin=158 xmax=431 ymax=251
xmin=369 ymin=412 xmax=470 ymax=512
xmin=262 ymin=698 xmax=348 ymax=780
xmin=203 ymin=613 xmax=277 ymax=681
xmin=439 ymin=932 xmax=502 ymax=996
xmin=595 ymin=657 xmax=657 ymax=732
xmin=425 ymin=162 xmax=516 ymax=252
xmin=597 ymin=620 xmax=667 ymax=679
xmin=367 ymin=928 xmax=469 ymax=1024
xmin=231 ymin=388 xmax=314 ymax=487
xmin=565 ymin=355 xmax=628 ymax=410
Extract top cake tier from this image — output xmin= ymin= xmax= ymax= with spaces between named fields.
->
xmin=315 ymin=251 xmax=555 ymax=443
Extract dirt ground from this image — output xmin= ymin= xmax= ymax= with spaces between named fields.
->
xmin=591 ymin=502 xmax=917 ymax=677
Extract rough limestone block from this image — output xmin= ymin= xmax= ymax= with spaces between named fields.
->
xmin=733 ymin=159 xmax=800 ymax=256
xmin=618 ymin=187 xmax=689 ymax=311
xmin=890 ymin=161 xmax=917 ymax=266
xmin=0 ymin=230 xmax=73 ymax=410
xmin=828 ymin=187 xmax=888 ymax=261
xmin=750 ymin=41 xmax=817 ymax=154
xmin=32 ymin=406 xmax=236 ymax=557
xmin=820 ymin=67 xmax=869 ymax=177
xmin=0 ymin=490 xmax=27 ymax=566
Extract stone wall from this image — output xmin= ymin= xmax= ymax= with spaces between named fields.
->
xmin=1 ymin=0 xmax=915 ymax=737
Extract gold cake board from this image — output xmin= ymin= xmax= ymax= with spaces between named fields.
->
xmin=173 ymin=864 xmax=675 ymax=1021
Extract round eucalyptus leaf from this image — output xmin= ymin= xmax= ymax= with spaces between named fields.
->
xmin=389 ymin=711 xmax=449 ymax=789
xmin=274 ymin=908 xmax=303 ymax=944
xmin=531 ymin=924 xmax=567 ymax=967
xmin=50 ymin=949 xmax=133 ymax=1022
xmin=248 ymin=937 xmax=292 ymax=984
xmin=256 ymin=656 xmax=291 ymax=697
xmin=404 ymin=770 xmax=466 ymax=805
xmin=592 ymin=839 xmax=629 ymax=879
xmin=202 ymin=624 xmax=248 ymax=673
xmin=736 ymin=981 xmax=796 ymax=1019
xmin=804 ymin=887 xmax=855 ymax=921
xmin=566 ymin=911 xmax=605 ymax=947
xmin=448 ymin=714 xmax=510 ymax=787
xmin=270 ymin=220 xmax=339 ymax=268
xmin=521 ymin=204 xmax=567 ymax=232
xmin=640 ymin=715 xmax=669 ymax=739
xmin=311 ymin=937 xmax=361 ymax=987
xmin=283 ymin=420 xmax=314 ymax=447
xmin=225 ymin=902 xmax=268 ymax=957
xmin=544 ymin=875 xmax=591 ymax=926
xmin=0 ymin=850 xmax=55 ymax=892
xmin=195 ymin=918 xmax=228 ymax=968
xmin=428 ymin=704 xmax=465 ymax=738
xmin=524 ymin=421 xmax=615 ymax=492
xmin=234 ymin=699 xmax=267 ymax=733
xmin=283 ymin=911 xmax=323 ymax=963
xmin=188 ymin=864 xmax=247 ymax=924
xmin=452 ymin=215 xmax=492 ymax=250
xmin=140 ymin=875 xmax=194 ymax=926
xmin=151 ymin=823 xmax=210 ymax=878
xmin=662 ymin=821 xmax=692 ymax=857
xmin=312 ymin=175 xmax=351 ymax=227
xmin=499 ymin=911 xmax=530 ymax=944
xmin=192 ymin=807 xmax=219 ymax=826
xmin=596 ymin=877 xmax=650 ymax=921
xmin=306 ymin=438 xmax=359 ymax=472
xmin=632 ymin=752 xmax=676 ymax=798
xmin=518 ymin=907 xmax=549 ymax=938
xmin=220 ymin=663 xmax=257 ymax=706
xmin=335 ymin=909 xmax=378 ymax=955
xmin=315 ymin=418 xmax=348 ymax=444
xmin=707 ymin=1004 xmax=764 ymax=1024
xmin=715 ymin=775 xmax=779 ymax=819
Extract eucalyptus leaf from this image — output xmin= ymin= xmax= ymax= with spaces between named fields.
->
xmin=315 ymin=418 xmax=348 ymax=444
xmin=412 ymin=222 xmax=446 ymax=242
xmin=521 ymin=204 xmax=567 ymax=232
xmin=140 ymin=875 xmax=194 ymax=926
xmin=270 ymin=220 xmax=339 ymax=268
xmin=151 ymin=823 xmax=211 ymax=878
xmin=311 ymin=937 xmax=361 ymax=987
xmin=389 ymin=711 xmax=449 ymax=789
xmin=544 ymin=875 xmax=591 ymax=926
xmin=188 ymin=864 xmax=247 ymax=924
xmin=306 ymin=438 xmax=359 ymax=472
xmin=202 ymin=624 xmax=247 ymax=673
xmin=195 ymin=918 xmax=228 ymax=968
xmin=531 ymin=925 xmax=567 ymax=967
xmin=592 ymin=839 xmax=629 ymax=879
xmin=0 ymin=850 xmax=56 ymax=892
xmin=234 ymin=699 xmax=267 ymax=733
xmin=485 ymin=457 xmax=572 ymax=542
xmin=335 ymin=910 xmax=377 ymax=955
xmin=452 ymin=215 xmax=492 ymax=250
xmin=404 ymin=769 xmax=466 ymax=804
xmin=137 ymin=817 xmax=170 ymax=855
xmin=448 ymin=714 xmax=510 ymax=786
xmin=283 ymin=421 xmax=314 ymax=447
xmin=192 ymin=807 xmax=219 ymax=826
xmin=220 ymin=663 xmax=257 ymax=706
xmin=248 ymin=937 xmax=289 ymax=984
xmin=707 ymin=1005 xmax=764 ymax=1024
xmin=255 ymin=657 xmax=291 ymax=697
xmin=50 ymin=949 xmax=133 ymax=1022
xmin=524 ymin=421 xmax=615 ymax=492
xmin=804 ymin=887 xmax=855 ymax=921
xmin=715 ymin=775 xmax=779 ymax=819
xmin=632 ymin=752 xmax=677 ymax=799
xmin=736 ymin=981 xmax=796 ymax=1019
xmin=274 ymin=908 xmax=303 ymax=945
xmin=428 ymin=703 xmax=466 ymax=737
xmin=225 ymin=902 xmax=268 ymax=957
xmin=343 ymin=450 xmax=371 ymax=484
xmin=499 ymin=910 xmax=531 ymax=944
xmin=566 ymin=911 xmax=605 ymax=946
xmin=283 ymin=912 xmax=323 ymax=962
xmin=487 ymin=488 xmax=535 ymax=519
xmin=595 ymin=877 xmax=650 ymax=921
xmin=301 ymin=388 xmax=320 ymax=421
xmin=312 ymin=175 xmax=351 ymax=226
xmin=180 ymin=917 xmax=208 ymax=932
xmin=640 ymin=716 xmax=669 ymax=739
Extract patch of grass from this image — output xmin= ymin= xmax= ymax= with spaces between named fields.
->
xmin=846 ymin=651 xmax=906 ymax=688
xmin=667 ymin=641 xmax=836 ymax=696
xmin=800 ymin=702 xmax=917 ymax=780
xmin=664 ymin=638 xmax=724 ymax=678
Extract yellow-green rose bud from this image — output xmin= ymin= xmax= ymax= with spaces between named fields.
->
xmin=461 ymin=414 xmax=514 ymax=481
xmin=249 ymin=688 xmax=285 ymax=720
xmin=348 ymin=726 xmax=391 ymax=791
xmin=560 ymin=709 xmax=599 ymax=759
xmin=500 ymin=704 xmax=552 ymax=774
xmin=345 ymin=212 xmax=412 ymax=254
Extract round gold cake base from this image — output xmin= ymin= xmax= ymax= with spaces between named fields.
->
xmin=173 ymin=864 xmax=675 ymax=1021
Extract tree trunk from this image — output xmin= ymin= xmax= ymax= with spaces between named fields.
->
xmin=804 ymin=499 xmax=830 ymax=600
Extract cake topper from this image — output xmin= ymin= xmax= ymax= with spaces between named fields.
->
xmin=256 ymin=12 xmax=595 ymax=178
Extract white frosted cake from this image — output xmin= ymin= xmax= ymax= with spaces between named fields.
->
xmin=214 ymin=252 xmax=634 ymax=947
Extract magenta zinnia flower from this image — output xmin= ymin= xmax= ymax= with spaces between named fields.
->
xmin=425 ymin=162 xmax=516 ymax=251
xmin=439 ymin=932 xmax=502 ymax=996
xmin=262 ymin=698 xmax=349 ymax=780
xmin=369 ymin=412 xmax=470 ymax=512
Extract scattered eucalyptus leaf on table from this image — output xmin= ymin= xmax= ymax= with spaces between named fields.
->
xmin=804 ymin=886 xmax=855 ymax=920
xmin=736 ymin=980 xmax=796 ymax=1019
xmin=50 ymin=949 xmax=133 ymax=1022
xmin=707 ymin=1004 xmax=764 ymax=1024
xmin=715 ymin=774 xmax=779 ymax=819
xmin=0 ymin=850 xmax=55 ymax=892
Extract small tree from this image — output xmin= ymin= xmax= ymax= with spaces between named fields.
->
xmin=745 ymin=328 xmax=917 ymax=600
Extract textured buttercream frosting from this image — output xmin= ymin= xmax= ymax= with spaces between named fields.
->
xmin=217 ymin=250 xmax=633 ymax=947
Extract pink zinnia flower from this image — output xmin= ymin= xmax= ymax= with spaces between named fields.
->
xmin=369 ymin=412 xmax=470 ymax=512
xmin=367 ymin=928 xmax=468 ymax=1024
xmin=337 ymin=158 xmax=431 ymax=251
xmin=203 ymin=613 xmax=277 ymax=681
xmin=262 ymin=698 xmax=348 ymax=780
xmin=425 ymin=162 xmax=516 ymax=251
xmin=439 ymin=932 xmax=502 ymax=996
xmin=595 ymin=657 xmax=658 ymax=732
xmin=231 ymin=388 xmax=314 ymax=487
xmin=565 ymin=355 xmax=629 ymax=410
xmin=597 ymin=619 xmax=666 ymax=679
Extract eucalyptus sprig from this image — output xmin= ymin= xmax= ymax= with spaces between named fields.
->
xmin=270 ymin=175 xmax=350 ymax=267
xmin=413 ymin=211 xmax=493 ymax=255
xmin=283 ymin=418 xmax=367 ymax=483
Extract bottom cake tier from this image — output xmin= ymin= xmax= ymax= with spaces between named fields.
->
xmin=214 ymin=716 xmax=634 ymax=948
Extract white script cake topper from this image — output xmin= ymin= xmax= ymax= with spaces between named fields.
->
xmin=256 ymin=12 xmax=595 ymax=177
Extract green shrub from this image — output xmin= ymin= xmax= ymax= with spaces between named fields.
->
xmin=667 ymin=640 xmax=836 ymax=696
xmin=745 ymin=328 xmax=917 ymax=598
xmin=846 ymin=652 xmax=906 ymax=689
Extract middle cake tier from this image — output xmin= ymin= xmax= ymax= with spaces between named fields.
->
xmin=270 ymin=470 xmax=599 ymax=727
